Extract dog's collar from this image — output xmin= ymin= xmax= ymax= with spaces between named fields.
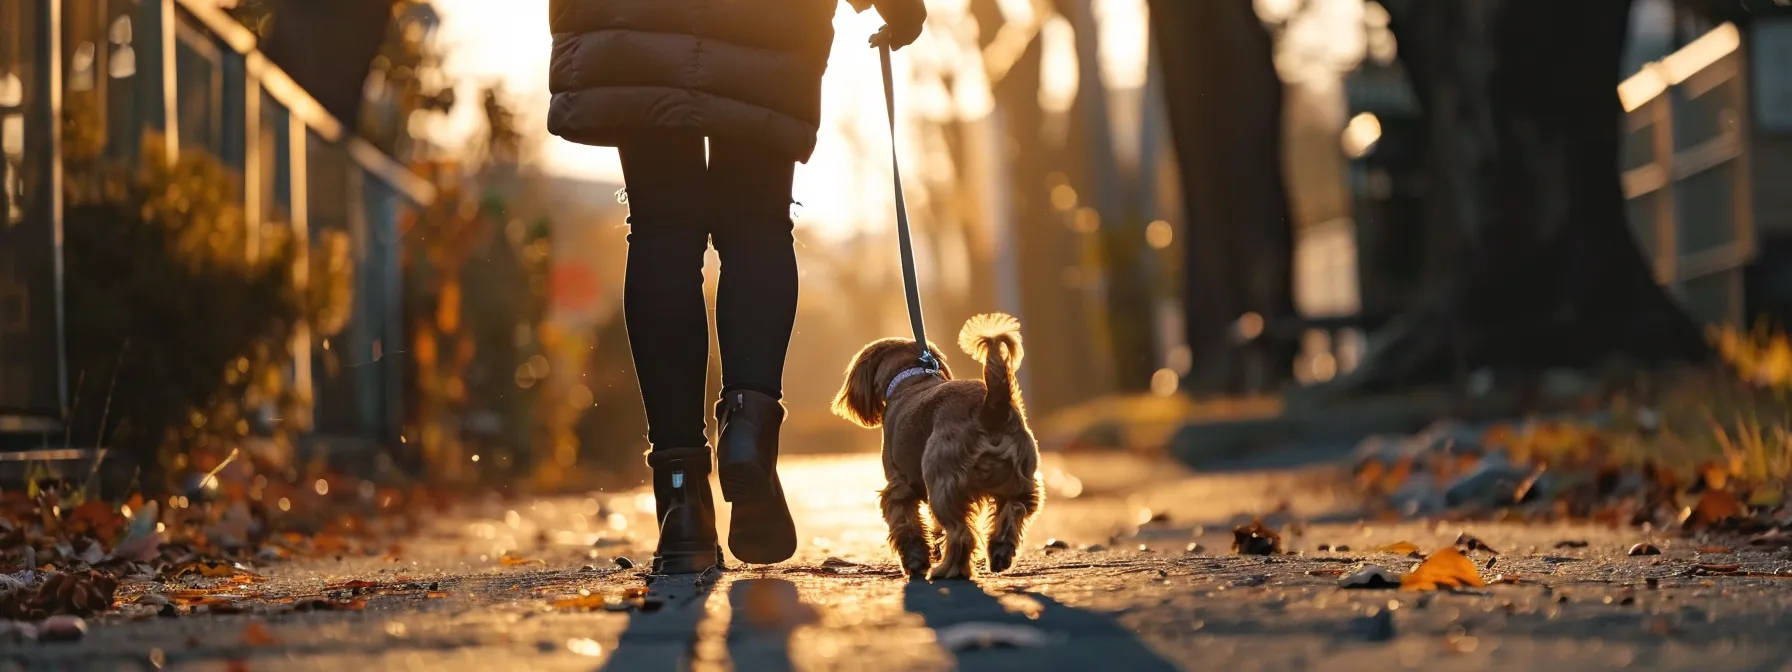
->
xmin=885 ymin=367 xmax=941 ymax=399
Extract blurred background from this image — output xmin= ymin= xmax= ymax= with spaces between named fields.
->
xmin=1 ymin=0 xmax=1788 ymax=496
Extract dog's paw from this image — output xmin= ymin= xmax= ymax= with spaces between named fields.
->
xmin=899 ymin=547 xmax=932 ymax=581
xmin=988 ymin=542 xmax=1016 ymax=573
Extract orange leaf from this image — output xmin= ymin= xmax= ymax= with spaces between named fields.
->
xmin=1400 ymin=547 xmax=1486 ymax=591
xmin=1696 ymin=546 xmax=1735 ymax=554
xmin=1377 ymin=541 xmax=1421 ymax=555
xmin=242 ymin=622 xmax=279 ymax=647
xmin=499 ymin=555 xmax=539 ymax=567
xmin=1688 ymin=490 xmax=1746 ymax=527
xmin=425 ymin=591 xmax=451 ymax=599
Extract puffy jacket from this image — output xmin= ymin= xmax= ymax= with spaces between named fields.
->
xmin=547 ymin=0 xmax=842 ymax=161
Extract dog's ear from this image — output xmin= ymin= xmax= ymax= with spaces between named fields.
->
xmin=832 ymin=340 xmax=895 ymax=428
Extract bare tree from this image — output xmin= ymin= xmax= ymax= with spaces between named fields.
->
xmin=1307 ymin=0 xmax=1710 ymax=395
xmin=1146 ymin=0 xmax=1298 ymax=394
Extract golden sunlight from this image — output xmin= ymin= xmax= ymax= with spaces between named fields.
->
xmin=425 ymin=0 xmax=1150 ymax=243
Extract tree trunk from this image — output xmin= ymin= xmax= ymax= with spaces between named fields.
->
xmin=1059 ymin=0 xmax=1158 ymax=393
xmin=1147 ymin=0 xmax=1297 ymax=394
xmin=1331 ymin=0 xmax=1708 ymax=393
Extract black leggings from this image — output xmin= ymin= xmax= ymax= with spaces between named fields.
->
xmin=618 ymin=131 xmax=798 ymax=450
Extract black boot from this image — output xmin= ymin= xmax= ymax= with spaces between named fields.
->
xmin=716 ymin=390 xmax=798 ymax=564
xmin=646 ymin=446 xmax=723 ymax=575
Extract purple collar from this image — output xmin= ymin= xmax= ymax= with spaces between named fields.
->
xmin=885 ymin=367 xmax=941 ymax=399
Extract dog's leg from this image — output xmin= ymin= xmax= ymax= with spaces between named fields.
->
xmin=988 ymin=476 xmax=1043 ymax=573
xmin=925 ymin=483 xmax=976 ymax=581
xmin=879 ymin=479 xmax=932 ymax=580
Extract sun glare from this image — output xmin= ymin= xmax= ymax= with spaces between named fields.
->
xmin=428 ymin=0 xmax=1151 ymax=243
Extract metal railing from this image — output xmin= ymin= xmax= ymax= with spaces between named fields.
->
xmin=166 ymin=0 xmax=434 ymax=445
xmin=1619 ymin=22 xmax=1753 ymax=325
xmin=0 ymin=0 xmax=433 ymax=449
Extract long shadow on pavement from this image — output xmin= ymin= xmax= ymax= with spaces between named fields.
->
xmin=725 ymin=579 xmax=819 ymax=672
xmin=595 ymin=574 xmax=719 ymax=672
xmin=901 ymin=580 xmax=1179 ymax=671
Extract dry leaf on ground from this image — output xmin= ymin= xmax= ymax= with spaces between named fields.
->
xmin=1751 ymin=530 xmax=1792 ymax=547
xmin=1454 ymin=534 xmax=1499 ymax=555
xmin=1231 ymin=520 xmax=1282 ymax=555
xmin=1339 ymin=564 xmax=1401 ymax=589
xmin=1686 ymin=490 xmax=1746 ymax=528
xmin=1377 ymin=541 xmax=1421 ymax=555
xmin=167 ymin=561 xmax=245 ymax=580
xmin=1400 ymin=547 xmax=1486 ymax=591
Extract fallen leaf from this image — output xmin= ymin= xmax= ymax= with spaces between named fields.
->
xmin=934 ymin=622 xmax=1050 ymax=651
xmin=167 ymin=561 xmax=243 ymax=580
xmin=1555 ymin=540 xmax=1590 ymax=549
xmin=1340 ymin=564 xmax=1401 ymax=589
xmin=425 ymin=591 xmax=451 ymax=599
xmin=1376 ymin=541 xmax=1421 ymax=555
xmin=109 ymin=501 xmax=164 ymax=562
xmin=1628 ymin=543 xmax=1663 ymax=556
xmin=1231 ymin=520 xmax=1281 ymax=555
xmin=64 ymin=501 xmax=123 ymax=539
xmin=1695 ymin=546 xmax=1734 ymax=554
xmin=1400 ymin=547 xmax=1486 ymax=591
xmin=1686 ymin=490 xmax=1746 ymax=528
xmin=1696 ymin=563 xmax=1742 ymax=574
xmin=550 ymin=595 xmax=608 ymax=611
xmin=500 ymin=555 xmax=541 ymax=567
xmin=1750 ymin=529 xmax=1792 ymax=547
xmin=28 ymin=570 xmax=119 ymax=617
xmin=242 ymin=621 xmax=279 ymax=647
xmin=1454 ymin=534 xmax=1500 ymax=555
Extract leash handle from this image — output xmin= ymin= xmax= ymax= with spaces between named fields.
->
xmin=880 ymin=44 xmax=938 ymax=370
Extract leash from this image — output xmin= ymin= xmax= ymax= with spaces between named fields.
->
xmin=878 ymin=44 xmax=940 ymax=371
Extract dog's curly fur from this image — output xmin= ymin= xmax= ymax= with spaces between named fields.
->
xmin=831 ymin=313 xmax=1042 ymax=580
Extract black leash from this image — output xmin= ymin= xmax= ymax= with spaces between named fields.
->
xmin=878 ymin=44 xmax=939 ymax=370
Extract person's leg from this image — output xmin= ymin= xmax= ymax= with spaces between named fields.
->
xmin=620 ymin=130 xmax=724 ymax=574
xmin=707 ymin=138 xmax=799 ymax=398
xmin=618 ymin=131 xmax=712 ymax=450
xmin=707 ymin=137 xmax=800 ymax=565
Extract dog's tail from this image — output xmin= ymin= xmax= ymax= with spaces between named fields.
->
xmin=958 ymin=313 xmax=1024 ymax=432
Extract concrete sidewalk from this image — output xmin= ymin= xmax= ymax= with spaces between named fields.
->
xmin=8 ymin=453 xmax=1792 ymax=671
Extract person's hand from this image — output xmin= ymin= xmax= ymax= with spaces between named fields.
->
xmin=868 ymin=0 xmax=925 ymax=50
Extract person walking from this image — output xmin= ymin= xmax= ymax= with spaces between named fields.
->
xmin=548 ymin=0 xmax=927 ymax=574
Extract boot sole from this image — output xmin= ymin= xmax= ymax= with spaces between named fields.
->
xmin=653 ymin=549 xmax=719 ymax=575
xmin=718 ymin=461 xmax=798 ymax=564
